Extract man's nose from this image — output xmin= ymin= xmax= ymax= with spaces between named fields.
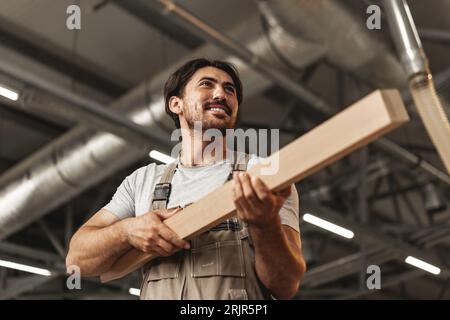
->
xmin=212 ymin=86 xmax=226 ymax=101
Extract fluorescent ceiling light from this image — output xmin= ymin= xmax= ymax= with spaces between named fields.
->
xmin=0 ymin=85 xmax=19 ymax=101
xmin=0 ymin=259 xmax=52 ymax=276
xmin=149 ymin=150 xmax=175 ymax=164
xmin=405 ymin=256 xmax=441 ymax=275
xmin=303 ymin=213 xmax=354 ymax=239
xmin=129 ymin=288 xmax=140 ymax=296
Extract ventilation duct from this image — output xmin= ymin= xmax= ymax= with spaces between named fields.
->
xmin=260 ymin=0 xmax=408 ymax=87
xmin=0 ymin=12 xmax=323 ymax=239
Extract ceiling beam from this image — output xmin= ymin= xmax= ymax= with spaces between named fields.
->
xmin=111 ymin=0 xmax=203 ymax=49
xmin=0 ymin=60 xmax=172 ymax=153
xmin=419 ymin=28 xmax=450 ymax=45
xmin=300 ymin=202 xmax=449 ymax=287
xmin=0 ymin=273 xmax=59 ymax=299
xmin=335 ymin=269 xmax=426 ymax=300
xmin=0 ymin=102 xmax=66 ymax=137
xmin=38 ymin=221 xmax=67 ymax=259
xmin=0 ymin=241 xmax=62 ymax=264
xmin=0 ymin=17 xmax=128 ymax=97
xmin=0 ymin=243 xmax=137 ymax=297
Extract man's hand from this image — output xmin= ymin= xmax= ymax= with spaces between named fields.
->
xmin=233 ymin=172 xmax=292 ymax=229
xmin=122 ymin=208 xmax=190 ymax=257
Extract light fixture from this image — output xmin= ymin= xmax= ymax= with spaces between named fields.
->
xmin=303 ymin=213 xmax=354 ymax=239
xmin=0 ymin=85 xmax=19 ymax=101
xmin=0 ymin=259 xmax=52 ymax=276
xmin=129 ymin=288 xmax=140 ymax=296
xmin=405 ymin=256 xmax=441 ymax=275
xmin=149 ymin=150 xmax=175 ymax=164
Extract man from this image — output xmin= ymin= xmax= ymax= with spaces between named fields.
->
xmin=66 ymin=58 xmax=306 ymax=300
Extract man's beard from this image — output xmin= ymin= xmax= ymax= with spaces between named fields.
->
xmin=185 ymin=103 xmax=236 ymax=135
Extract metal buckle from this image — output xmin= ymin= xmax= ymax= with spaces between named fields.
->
xmin=153 ymin=183 xmax=171 ymax=201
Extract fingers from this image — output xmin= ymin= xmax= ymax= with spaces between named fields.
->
xmin=234 ymin=194 xmax=244 ymax=213
xmin=233 ymin=174 xmax=243 ymax=206
xmin=142 ymin=208 xmax=190 ymax=255
xmin=233 ymin=172 xmax=251 ymax=215
xmin=233 ymin=172 xmax=246 ymax=215
xmin=242 ymin=173 xmax=291 ymax=204
xmin=233 ymin=172 xmax=244 ymax=203
xmin=158 ymin=223 xmax=190 ymax=250
xmin=155 ymin=207 xmax=182 ymax=220
xmin=235 ymin=172 xmax=260 ymax=210
xmin=155 ymin=237 xmax=175 ymax=256
xmin=154 ymin=207 xmax=190 ymax=251
xmin=154 ymin=207 xmax=189 ymax=247
xmin=251 ymin=176 xmax=272 ymax=203
xmin=144 ymin=226 xmax=189 ymax=256
xmin=152 ymin=244 xmax=173 ymax=257
xmin=275 ymin=185 xmax=292 ymax=199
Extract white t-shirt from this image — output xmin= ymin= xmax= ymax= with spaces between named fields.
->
xmin=104 ymin=153 xmax=300 ymax=233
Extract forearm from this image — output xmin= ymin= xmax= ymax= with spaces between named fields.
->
xmin=66 ymin=219 xmax=132 ymax=277
xmin=249 ymin=218 xmax=306 ymax=299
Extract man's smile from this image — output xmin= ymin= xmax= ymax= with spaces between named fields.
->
xmin=204 ymin=102 xmax=231 ymax=116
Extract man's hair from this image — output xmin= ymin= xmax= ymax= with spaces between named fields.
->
xmin=164 ymin=58 xmax=243 ymax=128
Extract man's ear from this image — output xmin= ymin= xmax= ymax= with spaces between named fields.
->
xmin=169 ymin=96 xmax=183 ymax=116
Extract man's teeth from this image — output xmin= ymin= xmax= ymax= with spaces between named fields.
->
xmin=209 ymin=107 xmax=226 ymax=112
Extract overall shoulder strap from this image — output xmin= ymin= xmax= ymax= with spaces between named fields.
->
xmin=229 ymin=152 xmax=272 ymax=299
xmin=232 ymin=151 xmax=250 ymax=172
xmin=226 ymin=151 xmax=250 ymax=182
xmin=151 ymin=162 xmax=177 ymax=210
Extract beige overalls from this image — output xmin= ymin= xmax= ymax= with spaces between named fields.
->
xmin=140 ymin=153 xmax=271 ymax=300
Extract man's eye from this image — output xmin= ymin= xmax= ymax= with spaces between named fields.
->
xmin=200 ymin=81 xmax=211 ymax=87
xmin=225 ymin=86 xmax=235 ymax=94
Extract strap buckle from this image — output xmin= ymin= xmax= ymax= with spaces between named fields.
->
xmin=153 ymin=183 xmax=172 ymax=201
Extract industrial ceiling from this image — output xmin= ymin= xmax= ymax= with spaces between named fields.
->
xmin=0 ymin=0 xmax=449 ymax=300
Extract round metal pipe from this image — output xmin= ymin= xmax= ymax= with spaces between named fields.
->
xmin=0 ymin=59 xmax=170 ymax=149
xmin=384 ymin=0 xmax=429 ymax=78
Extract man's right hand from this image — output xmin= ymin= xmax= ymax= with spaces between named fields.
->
xmin=122 ymin=208 xmax=190 ymax=257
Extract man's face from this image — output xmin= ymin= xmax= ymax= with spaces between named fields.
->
xmin=176 ymin=66 xmax=239 ymax=132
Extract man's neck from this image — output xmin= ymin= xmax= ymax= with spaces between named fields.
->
xmin=179 ymin=129 xmax=228 ymax=167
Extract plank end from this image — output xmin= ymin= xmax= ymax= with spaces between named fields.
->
xmin=378 ymin=89 xmax=410 ymax=124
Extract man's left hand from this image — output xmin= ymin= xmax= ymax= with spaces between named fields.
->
xmin=233 ymin=172 xmax=291 ymax=229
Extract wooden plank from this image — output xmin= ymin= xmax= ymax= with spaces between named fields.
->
xmin=100 ymin=89 xmax=409 ymax=283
